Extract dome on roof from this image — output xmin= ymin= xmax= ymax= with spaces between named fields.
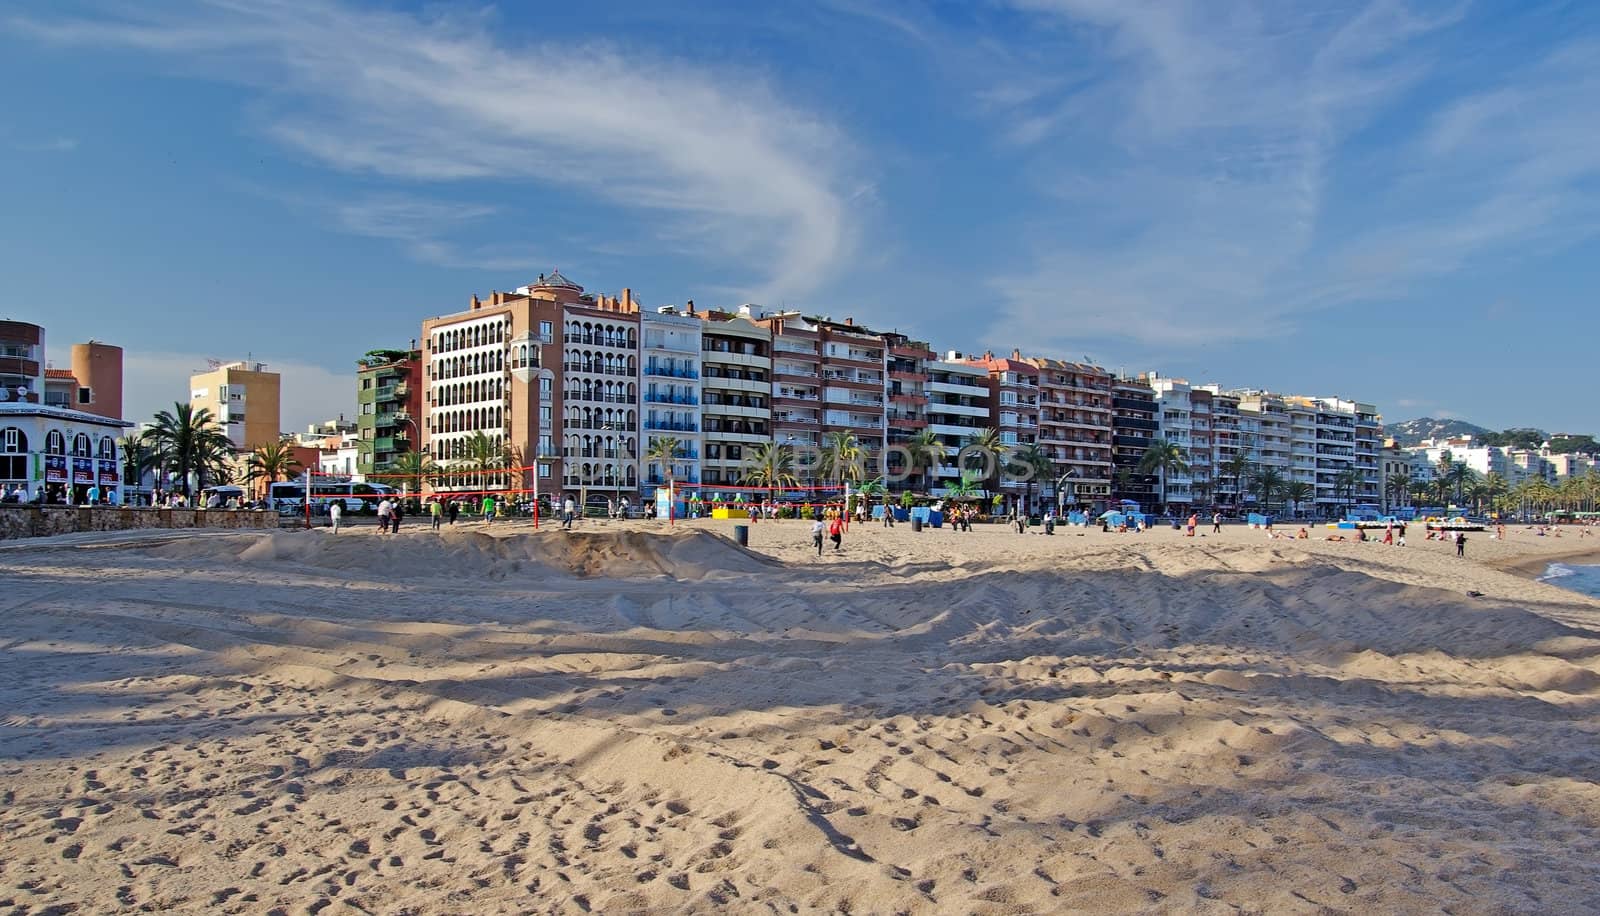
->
xmin=531 ymin=269 xmax=582 ymax=292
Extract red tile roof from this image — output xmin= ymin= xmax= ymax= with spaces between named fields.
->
xmin=44 ymin=369 xmax=77 ymax=379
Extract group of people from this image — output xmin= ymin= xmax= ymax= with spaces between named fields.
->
xmin=811 ymin=507 xmax=846 ymax=554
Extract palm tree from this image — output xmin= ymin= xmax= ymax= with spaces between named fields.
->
xmin=1481 ymin=472 xmax=1509 ymax=515
xmin=1137 ymin=438 xmax=1188 ymax=514
xmin=963 ymin=427 xmax=1007 ymax=499
xmin=1220 ymin=451 xmax=1254 ymax=511
xmin=1384 ymin=471 xmax=1414 ymax=511
xmin=1250 ymin=467 xmax=1286 ymax=514
xmin=943 ymin=471 xmax=981 ymax=502
xmin=390 ymin=450 xmax=442 ymax=507
xmin=245 ymin=439 xmax=303 ymax=500
xmin=645 ymin=436 xmax=683 ymax=489
xmin=1409 ymin=480 xmax=1432 ymax=507
xmin=118 ymin=435 xmax=156 ymax=493
xmin=904 ymin=428 xmax=944 ymax=494
xmin=1008 ymin=442 xmax=1054 ymax=515
xmin=141 ymin=402 xmax=233 ymax=496
xmin=461 ymin=430 xmax=505 ymax=489
xmin=1333 ymin=466 xmax=1364 ymax=512
xmin=1283 ymin=480 xmax=1314 ymax=517
xmin=1444 ymin=461 xmax=1476 ymax=506
xmin=741 ymin=442 xmax=800 ymax=493
xmin=821 ymin=432 xmax=865 ymax=488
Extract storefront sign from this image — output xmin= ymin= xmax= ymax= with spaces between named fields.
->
xmin=98 ymin=460 xmax=119 ymax=485
xmin=45 ymin=454 xmax=67 ymax=483
xmin=72 ymin=457 xmax=95 ymax=484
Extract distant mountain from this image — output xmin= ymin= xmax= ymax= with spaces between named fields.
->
xmin=1386 ymin=417 xmax=1494 ymax=448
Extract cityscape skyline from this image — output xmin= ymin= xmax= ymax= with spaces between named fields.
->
xmin=4 ymin=1 xmax=1599 ymax=433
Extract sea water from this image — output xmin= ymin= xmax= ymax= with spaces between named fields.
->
xmin=1540 ymin=563 xmax=1600 ymax=599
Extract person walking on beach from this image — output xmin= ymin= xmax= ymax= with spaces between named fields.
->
xmin=390 ymin=499 xmax=404 ymax=533
xmin=1455 ymin=530 xmax=1467 ymax=558
xmin=430 ymin=498 xmax=442 ymax=531
xmin=1212 ymin=512 xmax=1222 ymax=535
xmin=812 ymin=517 xmax=825 ymax=556
xmin=447 ymin=498 xmax=460 ymax=525
xmin=562 ymin=495 xmax=576 ymax=530
xmin=828 ymin=514 xmax=844 ymax=551
xmin=329 ymin=499 xmax=343 ymax=534
xmin=482 ymin=494 xmax=496 ymax=525
xmin=377 ymin=497 xmax=392 ymax=534
xmin=1383 ymin=521 xmax=1393 ymax=545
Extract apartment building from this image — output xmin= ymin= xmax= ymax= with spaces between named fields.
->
xmin=190 ymin=360 xmax=281 ymax=451
xmin=1189 ymin=387 xmax=1215 ymax=506
xmin=421 ymin=273 xmax=569 ymax=500
xmin=1111 ymin=378 xmax=1158 ymax=510
xmin=1232 ymin=391 xmax=1294 ymax=506
xmin=1142 ymin=373 xmax=1196 ymax=508
xmin=923 ymin=357 xmax=991 ymax=494
xmin=759 ymin=312 xmax=823 ymax=473
xmin=1294 ymin=397 xmax=1381 ymax=512
xmin=1207 ymin=388 xmax=1244 ymax=510
xmin=756 ymin=313 xmax=886 ymax=483
xmin=883 ymin=333 xmax=933 ymax=488
xmin=355 ymin=348 xmax=422 ymax=477
xmin=639 ymin=306 xmax=704 ymax=494
xmin=696 ymin=307 xmax=772 ymax=489
xmin=560 ymin=284 xmax=642 ymax=501
xmin=1028 ymin=358 xmax=1113 ymax=509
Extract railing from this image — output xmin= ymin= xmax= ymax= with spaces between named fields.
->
xmin=643 ymin=393 xmax=700 ymax=405
xmin=565 ymin=392 xmax=633 ymax=404
xmin=563 ymin=364 xmax=636 ymax=377
xmin=644 ymin=421 xmax=699 ymax=432
xmin=565 ymin=420 xmax=637 ymax=432
xmin=564 ymin=334 xmax=638 ymax=349
xmin=644 ymin=366 xmax=700 ymax=379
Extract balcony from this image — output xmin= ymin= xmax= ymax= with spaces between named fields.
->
xmin=644 ymin=365 xmax=699 ymax=379
xmin=644 ymin=420 xmax=699 ymax=432
xmin=644 ymin=392 xmax=699 ymax=406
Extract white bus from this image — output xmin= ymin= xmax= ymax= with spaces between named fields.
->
xmin=268 ymin=480 xmax=398 ymax=513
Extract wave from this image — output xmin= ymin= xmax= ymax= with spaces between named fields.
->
xmin=1540 ymin=563 xmax=1576 ymax=580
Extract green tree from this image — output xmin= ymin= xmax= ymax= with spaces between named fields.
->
xmin=741 ymin=442 xmax=800 ymax=492
xmin=1250 ymin=466 xmax=1286 ymax=513
xmin=1219 ymin=451 xmax=1254 ymax=510
xmin=1385 ymin=471 xmax=1414 ymax=510
xmin=390 ymin=450 xmax=442 ymax=508
xmin=1283 ymin=480 xmax=1314 ymax=517
xmin=1443 ymin=460 xmax=1477 ymax=505
xmin=118 ymin=435 xmax=156 ymax=490
xmin=1334 ymin=466 xmax=1364 ymax=510
xmin=903 ymin=428 xmax=945 ymax=494
xmin=1007 ymin=442 xmax=1054 ymax=515
xmin=245 ymin=439 xmax=303 ymax=499
xmin=645 ymin=435 xmax=683 ymax=488
xmin=821 ymin=432 xmax=865 ymax=487
xmin=1547 ymin=434 xmax=1599 ymax=455
xmin=1137 ymin=438 xmax=1189 ymax=514
xmin=943 ymin=471 xmax=981 ymax=502
xmin=963 ymin=427 xmax=1007 ymax=499
xmin=141 ymin=402 xmax=233 ymax=496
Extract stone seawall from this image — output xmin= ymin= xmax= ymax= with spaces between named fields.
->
xmin=0 ymin=506 xmax=278 ymax=540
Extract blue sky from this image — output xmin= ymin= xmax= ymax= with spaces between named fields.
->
xmin=3 ymin=0 xmax=1597 ymax=434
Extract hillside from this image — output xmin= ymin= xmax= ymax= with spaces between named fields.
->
xmin=1386 ymin=417 xmax=1493 ymax=447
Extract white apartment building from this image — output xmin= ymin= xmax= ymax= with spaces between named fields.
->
xmin=925 ymin=358 xmax=991 ymax=494
xmin=1143 ymin=373 xmax=1195 ymax=506
xmin=697 ymin=308 xmax=772 ymax=489
xmin=639 ymin=308 xmax=703 ymax=494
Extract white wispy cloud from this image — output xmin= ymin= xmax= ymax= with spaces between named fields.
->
xmin=9 ymin=0 xmax=855 ymax=301
xmin=9 ymin=136 xmax=78 ymax=152
xmin=976 ymin=1 xmax=1598 ymax=352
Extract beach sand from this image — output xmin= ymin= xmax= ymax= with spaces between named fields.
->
xmin=2 ymin=518 xmax=1598 ymax=913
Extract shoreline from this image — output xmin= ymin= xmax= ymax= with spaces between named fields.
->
xmin=1488 ymin=544 xmax=1600 ymax=581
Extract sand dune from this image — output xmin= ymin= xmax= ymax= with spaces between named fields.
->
xmin=2 ymin=521 xmax=1598 ymax=913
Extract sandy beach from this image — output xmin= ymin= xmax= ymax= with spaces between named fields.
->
xmin=2 ymin=517 xmax=1598 ymax=914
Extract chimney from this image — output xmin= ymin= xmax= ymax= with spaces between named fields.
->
xmin=686 ymin=299 xmax=695 ymax=314
xmin=844 ymin=317 xmax=853 ymax=326
xmin=622 ymin=287 xmax=634 ymax=311
xmin=470 ymin=294 xmax=481 ymax=309
xmin=1012 ymin=348 xmax=1021 ymax=360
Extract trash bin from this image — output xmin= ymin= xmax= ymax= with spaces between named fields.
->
xmin=911 ymin=517 xmax=923 ymax=533
xmin=733 ymin=524 xmax=749 ymax=547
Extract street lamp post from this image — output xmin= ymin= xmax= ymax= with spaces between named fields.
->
xmin=396 ymin=413 xmax=420 ymax=507
xmin=1056 ymin=468 xmax=1079 ymax=518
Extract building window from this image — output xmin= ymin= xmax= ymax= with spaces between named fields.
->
xmin=540 ymin=406 xmax=551 ymax=426
xmin=538 ymin=463 xmax=551 ymax=478
xmin=46 ymin=430 xmax=64 ymax=455
xmin=539 ymin=321 xmax=553 ymax=343
xmin=73 ymin=433 xmax=91 ymax=457
xmin=77 ymin=387 xmax=92 ymax=405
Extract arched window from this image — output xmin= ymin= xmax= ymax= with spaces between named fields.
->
xmin=1 ymin=427 xmax=26 ymax=454
xmin=98 ymin=436 xmax=114 ymax=459
xmin=72 ymin=433 xmax=91 ymax=457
